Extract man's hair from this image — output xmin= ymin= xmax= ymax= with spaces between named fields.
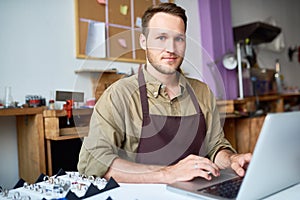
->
xmin=141 ymin=3 xmax=187 ymax=36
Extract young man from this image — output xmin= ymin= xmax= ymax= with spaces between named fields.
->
xmin=78 ymin=3 xmax=251 ymax=184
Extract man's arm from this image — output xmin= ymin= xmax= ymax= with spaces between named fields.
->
xmin=104 ymin=154 xmax=220 ymax=184
xmin=197 ymin=83 xmax=252 ymax=177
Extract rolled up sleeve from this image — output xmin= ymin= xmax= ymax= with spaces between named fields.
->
xmin=204 ymin=87 xmax=236 ymax=161
xmin=77 ymin=87 xmax=125 ymax=177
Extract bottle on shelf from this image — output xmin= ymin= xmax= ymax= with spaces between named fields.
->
xmin=48 ymin=90 xmax=55 ymax=110
xmin=274 ymin=59 xmax=284 ymax=94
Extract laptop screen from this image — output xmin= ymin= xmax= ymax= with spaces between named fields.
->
xmin=167 ymin=111 xmax=300 ymax=200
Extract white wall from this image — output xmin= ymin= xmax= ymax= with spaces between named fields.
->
xmin=231 ymin=0 xmax=300 ymax=90
xmin=175 ymin=0 xmax=203 ymax=81
xmin=0 ymin=0 xmax=139 ymax=188
xmin=0 ymin=0 xmax=200 ymax=189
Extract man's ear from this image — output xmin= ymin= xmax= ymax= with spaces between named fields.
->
xmin=139 ymin=33 xmax=146 ymax=50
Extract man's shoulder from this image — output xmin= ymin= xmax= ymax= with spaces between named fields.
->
xmin=185 ymin=76 xmax=213 ymax=100
xmin=186 ymin=77 xmax=209 ymax=89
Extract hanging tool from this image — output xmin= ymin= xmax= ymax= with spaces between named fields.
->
xmin=63 ymin=100 xmax=73 ymax=126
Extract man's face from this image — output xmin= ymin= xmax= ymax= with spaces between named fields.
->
xmin=140 ymin=12 xmax=186 ymax=75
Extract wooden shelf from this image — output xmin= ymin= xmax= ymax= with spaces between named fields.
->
xmin=45 ymin=126 xmax=89 ymax=140
xmin=43 ymin=108 xmax=93 ymax=117
xmin=74 ymin=69 xmax=118 ymax=74
xmin=75 ymin=54 xmax=146 ymax=63
xmin=218 ymin=92 xmax=300 ymax=116
xmin=0 ymin=107 xmax=45 ymax=116
xmin=216 ymin=100 xmax=234 ymax=114
xmin=46 ymin=133 xmax=88 ymax=141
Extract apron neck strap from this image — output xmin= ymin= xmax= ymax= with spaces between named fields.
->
xmin=138 ymin=66 xmax=202 ymax=118
xmin=138 ymin=66 xmax=150 ymax=122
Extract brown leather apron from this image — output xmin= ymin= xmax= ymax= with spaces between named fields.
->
xmin=136 ymin=68 xmax=207 ymax=165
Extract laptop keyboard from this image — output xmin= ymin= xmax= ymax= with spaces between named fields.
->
xmin=198 ymin=177 xmax=243 ymax=199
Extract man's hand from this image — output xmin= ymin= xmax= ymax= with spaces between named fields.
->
xmin=230 ymin=153 xmax=252 ymax=177
xmin=163 ymin=154 xmax=220 ymax=183
xmin=215 ymin=149 xmax=252 ymax=177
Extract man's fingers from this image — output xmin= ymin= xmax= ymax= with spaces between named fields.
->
xmin=231 ymin=162 xmax=245 ymax=176
xmin=231 ymin=153 xmax=253 ymax=177
xmin=193 ymin=161 xmax=220 ymax=178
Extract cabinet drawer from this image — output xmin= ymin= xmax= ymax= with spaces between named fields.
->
xmin=44 ymin=109 xmax=92 ymax=140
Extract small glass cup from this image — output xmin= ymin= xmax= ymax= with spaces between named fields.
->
xmin=4 ymin=86 xmax=14 ymax=108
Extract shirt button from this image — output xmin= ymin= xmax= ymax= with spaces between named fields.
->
xmin=153 ymin=92 xmax=158 ymax=98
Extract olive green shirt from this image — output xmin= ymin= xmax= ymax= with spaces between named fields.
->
xmin=78 ymin=67 xmax=235 ymax=177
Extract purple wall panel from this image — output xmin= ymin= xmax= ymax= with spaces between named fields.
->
xmin=198 ymin=0 xmax=237 ymax=99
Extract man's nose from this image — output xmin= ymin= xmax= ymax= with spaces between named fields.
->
xmin=165 ymin=39 xmax=175 ymax=53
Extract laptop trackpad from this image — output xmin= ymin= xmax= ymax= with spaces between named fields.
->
xmin=167 ymin=168 xmax=238 ymax=194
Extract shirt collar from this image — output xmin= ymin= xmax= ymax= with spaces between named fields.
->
xmin=142 ymin=66 xmax=188 ymax=97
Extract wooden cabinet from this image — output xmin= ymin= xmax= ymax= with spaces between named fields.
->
xmin=219 ymin=93 xmax=300 ymax=153
xmin=223 ymin=116 xmax=265 ymax=153
xmin=43 ymin=109 xmax=93 ymax=176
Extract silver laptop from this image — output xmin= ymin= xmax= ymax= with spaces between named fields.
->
xmin=167 ymin=111 xmax=300 ymax=199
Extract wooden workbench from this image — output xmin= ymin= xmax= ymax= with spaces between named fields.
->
xmin=0 ymin=107 xmax=92 ymax=183
xmin=0 ymin=107 xmax=46 ymax=183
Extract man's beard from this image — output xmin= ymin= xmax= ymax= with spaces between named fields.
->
xmin=146 ymin=49 xmax=184 ymax=75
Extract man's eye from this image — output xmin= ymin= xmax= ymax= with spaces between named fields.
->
xmin=175 ymin=37 xmax=185 ymax=42
xmin=157 ymin=36 xmax=166 ymax=40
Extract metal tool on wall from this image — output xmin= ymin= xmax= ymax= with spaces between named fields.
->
xmin=56 ymin=91 xmax=84 ymax=126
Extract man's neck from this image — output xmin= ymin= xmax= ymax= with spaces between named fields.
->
xmin=145 ymin=64 xmax=179 ymax=88
xmin=145 ymin=64 xmax=180 ymax=99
